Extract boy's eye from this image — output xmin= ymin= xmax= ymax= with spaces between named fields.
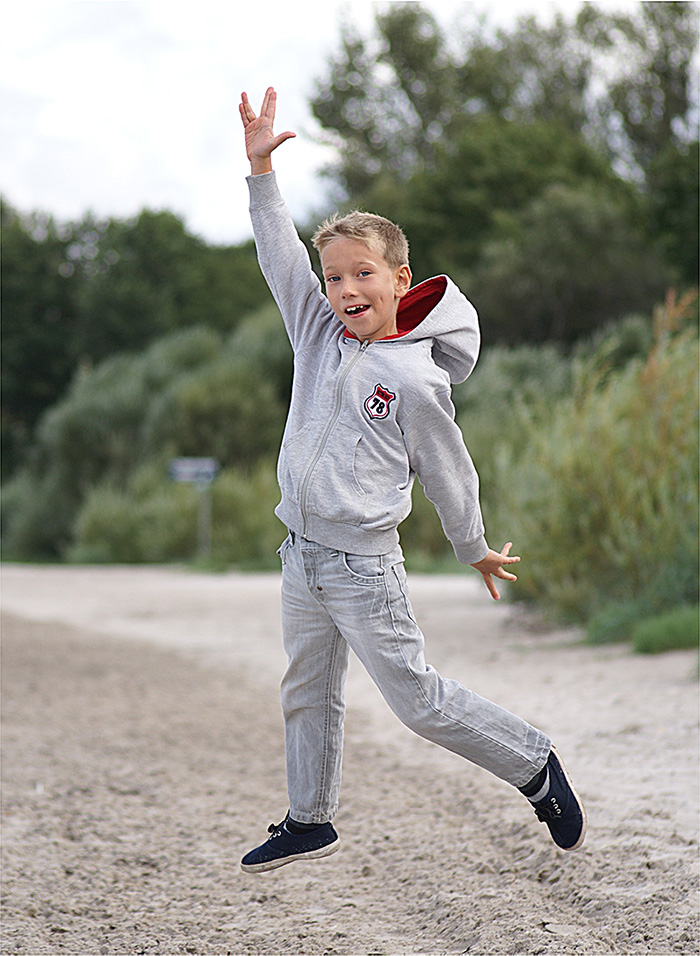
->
xmin=325 ymin=275 xmax=340 ymax=283
xmin=358 ymin=270 xmax=371 ymax=277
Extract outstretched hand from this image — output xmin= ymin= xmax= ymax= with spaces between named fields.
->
xmin=470 ymin=542 xmax=520 ymax=601
xmin=239 ymin=87 xmax=296 ymax=175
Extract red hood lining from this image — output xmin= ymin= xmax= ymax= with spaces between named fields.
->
xmin=342 ymin=275 xmax=447 ymax=340
xmin=397 ymin=275 xmax=447 ymax=333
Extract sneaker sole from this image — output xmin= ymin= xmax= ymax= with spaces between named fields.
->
xmin=240 ymin=837 xmax=340 ymax=874
xmin=550 ymin=745 xmax=587 ymax=851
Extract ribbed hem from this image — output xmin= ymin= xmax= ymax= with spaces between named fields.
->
xmin=275 ymin=500 xmax=489 ymax=564
xmin=452 ymin=534 xmax=489 ymax=565
xmin=275 ymin=502 xmax=400 ymax=557
xmin=246 ymin=170 xmax=282 ymax=207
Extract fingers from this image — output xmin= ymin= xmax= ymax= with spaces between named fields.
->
xmin=478 ymin=542 xmax=521 ymax=600
xmin=261 ymin=86 xmax=276 ymax=119
xmin=239 ymin=87 xmax=275 ymax=126
xmin=240 ymin=88 xmax=295 ymax=149
xmin=239 ymin=91 xmax=255 ymax=125
xmin=494 ymin=568 xmax=518 ymax=582
xmin=271 ymin=131 xmax=297 ymax=150
xmin=483 ymin=574 xmax=501 ymax=601
xmin=499 ymin=542 xmax=520 ymax=564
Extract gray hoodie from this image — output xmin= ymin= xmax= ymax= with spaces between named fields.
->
xmin=247 ymin=172 xmax=489 ymax=565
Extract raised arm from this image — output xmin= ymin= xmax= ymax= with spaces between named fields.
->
xmin=239 ymin=87 xmax=296 ymax=175
xmin=239 ymin=86 xmax=337 ymax=350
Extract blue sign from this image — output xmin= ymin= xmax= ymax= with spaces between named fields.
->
xmin=169 ymin=457 xmax=220 ymax=485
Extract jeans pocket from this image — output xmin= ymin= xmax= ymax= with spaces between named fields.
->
xmin=341 ymin=551 xmax=386 ymax=586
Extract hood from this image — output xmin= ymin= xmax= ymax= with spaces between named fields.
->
xmin=396 ymin=276 xmax=480 ymax=384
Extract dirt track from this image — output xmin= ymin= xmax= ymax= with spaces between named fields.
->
xmin=1 ymin=564 xmax=698 ymax=955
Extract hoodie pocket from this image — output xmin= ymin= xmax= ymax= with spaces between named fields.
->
xmin=280 ymin=421 xmax=318 ymax=495
xmin=284 ymin=421 xmax=367 ymax=527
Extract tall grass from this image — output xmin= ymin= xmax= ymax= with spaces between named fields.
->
xmin=487 ymin=290 xmax=698 ymax=622
xmin=632 ymin=605 xmax=699 ymax=654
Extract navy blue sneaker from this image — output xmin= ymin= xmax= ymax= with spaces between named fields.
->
xmin=240 ymin=816 xmax=340 ymax=873
xmin=527 ymin=746 xmax=587 ymax=851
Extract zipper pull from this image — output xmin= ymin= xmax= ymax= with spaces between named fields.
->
xmin=360 ymin=339 xmax=370 ymax=351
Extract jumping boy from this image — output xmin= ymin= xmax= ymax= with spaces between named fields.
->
xmin=238 ymin=87 xmax=586 ymax=873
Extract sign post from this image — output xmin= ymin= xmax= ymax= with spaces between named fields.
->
xmin=168 ymin=457 xmax=220 ymax=559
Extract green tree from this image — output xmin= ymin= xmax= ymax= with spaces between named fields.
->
xmin=580 ymin=1 xmax=699 ymax=175
xmin=364 ymin=114 xmax=623 ymax=285
xmin=472 ymin=183 xmax=668 ymax=345
xmin=312 ymin=1 xmax=698 ymax=195
xmin=310 ymin=3 xmax=602 ymax=198
xmin=645 ymin=140 xmax=699 ymax=287
xmin=72 ymin=210 xmax=270 ymax=363
xmin=0 ymin=200 xmax=79 ymax=476
xmin=309 ymin=1 xmax=698 ymax=326
xmin=452 ymin=10 xmax=595 ymax=133
xmin=1 ymin=200 xmax=273 ymax=481
xmin=311 ymin=4 xmax=454 ymax=196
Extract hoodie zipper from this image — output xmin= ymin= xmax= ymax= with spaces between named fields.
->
xmin=299 ymin=338 xmax=369 ymax=538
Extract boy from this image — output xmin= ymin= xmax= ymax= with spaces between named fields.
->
xmin=238 ymin=88 xmax=586 ymax=873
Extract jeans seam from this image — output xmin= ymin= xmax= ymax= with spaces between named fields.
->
xmin=386 ymin=565 xmax=530 ymax=767
xmin=316 ymin=623 xmax=342 ymax=820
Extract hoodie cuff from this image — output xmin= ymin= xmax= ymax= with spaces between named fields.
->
xmin=246 ymin=170 xmax=283 ymax=208
xmin=454 ymin=535 xmax=489 ymax=566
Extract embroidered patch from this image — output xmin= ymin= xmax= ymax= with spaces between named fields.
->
xmin=364 ymin=384 xmax=396 ymax=420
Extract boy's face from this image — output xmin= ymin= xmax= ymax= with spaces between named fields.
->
xmin=320 ymin=238 xmax=412 ymax=343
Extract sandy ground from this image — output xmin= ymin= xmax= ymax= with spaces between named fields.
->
xmin=1 ymin=562 xmax=698 ymax=956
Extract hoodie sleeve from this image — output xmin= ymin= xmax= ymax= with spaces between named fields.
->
xmin=402 ymin=381 xmax=489 ymax=565
xmin=247 ymin=172 xmax=336 ymax=351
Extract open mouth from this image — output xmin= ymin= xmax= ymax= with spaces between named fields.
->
xmin=345 ymin=304 xmax=370 ymax=317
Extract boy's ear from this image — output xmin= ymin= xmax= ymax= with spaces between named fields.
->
xmin=395 ymin=264 xmax=412 ymax=297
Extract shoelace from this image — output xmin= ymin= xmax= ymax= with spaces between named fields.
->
xmin=534 ymin=803 xmax=561 ymax=822
xmin=267 ymin=820 xmax=286 ymax=838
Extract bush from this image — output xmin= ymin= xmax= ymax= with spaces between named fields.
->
xmin=486 ymin=291 xmax=699 ymax=622
xmin=2 ymin=327 xmax=225 ymax=558
xmin=453 ymin=342 xmax=573 ymax=533
xmin=226 ymin=303 xmax=294 ymax=404
xmin=1 ymin=320 xmax=289 ymax=561
xmin=69 ymin=460 xmax=284 ymax=567
xmin=70 ymin=472 xmax=199 ymax=564
xmin=586 ymin=599 xmax=651 ymax=645
xmin=632 ymin=605 xmax=699 ymax=654
xmin=1 ymin=470 xmax=73 ymax=560
xmin=144 ymin=358 xmax=286 ymax=468
xmin=570 ymin=314 xmax=656 ymax=395
xmin=210 ymin=462 xmax=286 ymax=567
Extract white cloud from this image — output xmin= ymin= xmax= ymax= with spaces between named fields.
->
xmin=1 ymin=0 xmax=640 ymax=243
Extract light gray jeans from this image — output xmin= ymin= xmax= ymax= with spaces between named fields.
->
xmin=278 ymin=532 xmax=551 ymax=824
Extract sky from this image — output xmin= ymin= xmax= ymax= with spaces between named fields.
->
xmin=1 ymin=0 xmax=640 ymax=245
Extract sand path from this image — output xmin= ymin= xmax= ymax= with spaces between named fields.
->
xmin=1 ymin=564 xmax=698 ymax=955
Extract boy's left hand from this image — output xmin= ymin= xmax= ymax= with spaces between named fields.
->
xmin=239 ymin=87 xmax=296 ymax=175
xmin=470 ymin=542 xmax=520 ymax=601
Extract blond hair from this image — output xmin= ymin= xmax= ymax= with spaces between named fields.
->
xmin=312 ymin=210 xmax=409 ymax=270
